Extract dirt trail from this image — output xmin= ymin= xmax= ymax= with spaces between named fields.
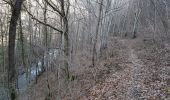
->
xmin=128 ymin=45 xmax=144 ymax=99
xmin=84 ymin=38 xmax=146 ymax=100
xmin=121 ymin=39 xmax=145 ymax=99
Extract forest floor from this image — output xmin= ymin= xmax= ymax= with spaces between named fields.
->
xmin=19 ymin=37 xmax=170 ymax=100
xmin=81 ymin=38 xmax=170 ymax=100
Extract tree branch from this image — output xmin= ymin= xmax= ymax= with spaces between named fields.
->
xmin=44 ymin=0 xmax=63 ymax=17
xmin=23 ymin=4 xmax=63 ymax=33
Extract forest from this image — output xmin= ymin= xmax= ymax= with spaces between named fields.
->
xmin=0 ymin=0 xmax=170 ymax=100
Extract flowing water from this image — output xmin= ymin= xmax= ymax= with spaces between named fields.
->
xmin=0 ymin=49 xmax=59 ymax=100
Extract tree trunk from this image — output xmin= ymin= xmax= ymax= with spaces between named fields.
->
xmin=61 ymin=0 xmax=70 ymax=79
xmin=63 ymin=17 xmax=70 ymax=79
xmin=42 ymin=1 xmax=48 ymax=72
xmin=19 ymin=14 xmax=26 ymax=72
xmin=0 ymin=19 xmax=5 ymax=72
xmin=132 ymin=8 xmax=141 ymax=39
xmin=92 ymin=0 xmax=103 ymax=67
xmin=8 ymin=0 xmax=23 ymax=100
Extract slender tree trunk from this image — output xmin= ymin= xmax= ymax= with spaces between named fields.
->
xmin=61 ymin=0 xmax=70 ymax=79
xmin=0 ymin=19 xmax=5 ymax=72
xmin=92 ymin=0 xmax=103 ymax=67
xmin=75 ymin=21 xmax=80 ymax=53
xmin=19 ymin=14 xmax=26 ymax=72
xmin=132 ymin=8 xmax=141 ymax=39
xmin=42 ymin=1 xmax=48 ymax=72
xmin=27 ymin=0 xmax=33 ymax=83
xmin=63 ymin=17 xmax=70 ymax=79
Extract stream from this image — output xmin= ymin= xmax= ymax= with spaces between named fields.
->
xmin=0 ymin=49 xmax=59 ymax=100
xmin=17 ymin=61 xmax=43 ymax=91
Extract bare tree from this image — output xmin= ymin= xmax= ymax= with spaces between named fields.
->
xmin=7 ymin=0 xmax=24 ymax=99
xmin=92 ymin=0 xmax=103 ymax=67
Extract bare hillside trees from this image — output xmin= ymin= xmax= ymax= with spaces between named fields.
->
xmin=0 ymin=0 xmax=170 ymax=99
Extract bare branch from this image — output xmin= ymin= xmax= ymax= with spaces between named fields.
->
xmin=23 ymin=4 xmax=63 ymax=33
xmin=44 ymin=0 xmax=63 ymax=16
